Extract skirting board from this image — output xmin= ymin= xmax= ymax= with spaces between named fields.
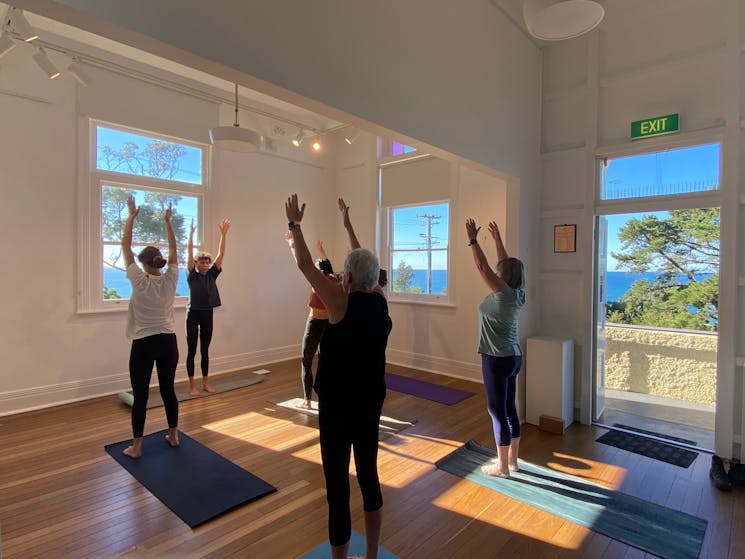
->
xmin=0 ymin=345 xmax=299 ymax=417
xmin=386 ymin=349 xmax=482 ymax=383
xmin=386 ymin=349 xmax=523 ymax=420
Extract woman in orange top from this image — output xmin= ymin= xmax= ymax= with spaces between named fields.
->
xmin=298 ymin=240 xmax=339 ymax=409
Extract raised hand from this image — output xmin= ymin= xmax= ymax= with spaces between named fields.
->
xmin=338 ymin=198 xmax=351 ymax=228
xmin=126 ymin=195 xmax=139 ymax=218
xmin=488 ymin=221 xmax=501 ymax=240
xmin=285 ymin=193 xmax=306 ymax=223
xmin=189 ymin=219 xmax=196 ymax=236
xmin=164 ymin=202 xmax=173 ymax=223
xmin=465 ymin=218 xmax=481 ymax=242
xmin=219 ymin=218 xmax=231 ymax=235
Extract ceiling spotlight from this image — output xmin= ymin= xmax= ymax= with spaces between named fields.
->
xmin=344 ymin=128 xmax=361 ymax=145
xmin=261 ymin=136 xmax=278 ymax=152
xmin=67 ymin=59 xmax=90 ymax=87
xmin=4 ymin=7 xmax=39 ymax=43
xmin=210 ymin=83 xmax=262 ymax=152
xmin=291 ymin=129 xmax=304 ymax=147
xmin=523 ymin=0 xmax=604 ymax=41
xmin=32 ymin=48 xmax=60 ymax=79
xmin=311 ymin=137 xmax=322 ymax=152
xmin=0 ymin=33 xmax=15 ymax=59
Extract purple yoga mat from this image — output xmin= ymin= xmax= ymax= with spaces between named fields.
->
xmin=385 ymin=372 xmax=475 ymax=405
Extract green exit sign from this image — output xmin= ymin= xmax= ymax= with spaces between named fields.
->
xmin=631 ymin=114 xmax=679 ymax=140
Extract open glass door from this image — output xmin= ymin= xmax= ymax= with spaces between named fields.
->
xmin=592 ymin=143 xmax=720 ymax=451
xmin=593 ymin=215 xmax=608 ymax=421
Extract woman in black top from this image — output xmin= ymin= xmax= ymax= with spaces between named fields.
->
xmin=286 ymin=194 xmax=391 ymax=559
xmin=185 ymin=218 xmax=230 ymax=395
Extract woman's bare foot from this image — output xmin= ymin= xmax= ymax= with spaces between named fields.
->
xmin=202 ymin=381 xmax=215 ymax=393
xmin=165 ymin=433 xmax=179 ymax=447
xmin=481 ymin=463 xmax=510 ymax=478
xmin=508 ymin=461 xmax=519 ymax=472
xmin=123 ymin=445 xmax=141 ymax=459
xmin=189 ymin=387 xmax=200 ymax=396
xmin=297 ymin=399 xmax=313 ymax=410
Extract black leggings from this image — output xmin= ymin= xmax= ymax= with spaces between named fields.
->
xmin=301 ymin=317 xmax=328 ymax=400
xmin=481 ymin=353 xmax=522 ymax=447
xmin=318 ymin=397 xmax=384 ymax=547
xmin=186 ymin=308 xmax=214 ymax=378
xmin=129 ymin=333 xmax=179 ymax=438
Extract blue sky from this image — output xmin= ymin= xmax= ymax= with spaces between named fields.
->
xmin=96 ymin=125 xmax=203 ymax=185
xmin=391 ymin=203 xmax=449 ymax=270
xmin=603 ymin=143 xmax=719 ymax=270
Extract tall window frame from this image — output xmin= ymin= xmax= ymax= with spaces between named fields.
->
xmin=384 ymin=200 xmax=451 ymax=303
xmin=77 ymin=119 xmax=209 ymax=313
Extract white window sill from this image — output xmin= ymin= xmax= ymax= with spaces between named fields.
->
xmin=76 ymin=298 xmax=189 ymax=315
xmin=388 ymin=297 xmax=456 ymax=309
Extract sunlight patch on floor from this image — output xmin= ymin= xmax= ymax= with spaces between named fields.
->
xmin=548 ymin=452 xmax=626 ymax=488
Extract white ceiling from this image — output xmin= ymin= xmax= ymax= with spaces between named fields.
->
xmin=2 ymin=2 xmax=343 ymax=136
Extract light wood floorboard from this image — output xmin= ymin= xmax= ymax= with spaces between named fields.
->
xmin=1 ymin=359 xmax=742 ymax=558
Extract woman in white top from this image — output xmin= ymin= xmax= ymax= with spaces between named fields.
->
xmin=121 ymin=195 xmax=180 ymax=459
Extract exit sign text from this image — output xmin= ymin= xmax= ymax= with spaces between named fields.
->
xmin=631 ymin=114 xmax=679 ymax=140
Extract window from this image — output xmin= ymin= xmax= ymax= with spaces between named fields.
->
xmin=600 ymin=143 xmax=720 ymax=201
xmin=389 ymin=202 xmax=450 ymax=298
xmin=79 ymin=122 xmax=207 ymax=311
xmin=391 ymin=141 xmax=416 ymax=156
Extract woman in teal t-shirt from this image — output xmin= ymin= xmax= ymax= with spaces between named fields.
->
xmin=465 ymin=218 xmax=526 ymax=478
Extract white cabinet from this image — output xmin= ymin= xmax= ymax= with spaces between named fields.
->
xmin=525 ymin=337 xmax=574 ymax=431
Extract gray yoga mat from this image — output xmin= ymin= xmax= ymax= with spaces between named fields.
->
xmin=118 ymin=370 xmax=266 ymax=408
xmin=436 ymin=440 xmax=707 ymax=559
xmin=298 ymin=529 xmax=399 ymax=559
xmin=270 ymin=396 xmax=416 ymax=441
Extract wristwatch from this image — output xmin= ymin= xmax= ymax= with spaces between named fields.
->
xmin=288 ymin=221 xmax=300 ymax=229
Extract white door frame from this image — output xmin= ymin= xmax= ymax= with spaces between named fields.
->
xmin=587 ymin=129 xmax=733 ymax=458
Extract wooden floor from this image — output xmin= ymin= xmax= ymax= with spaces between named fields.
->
xmin=1 ymin=359 xmax=743 ymax=559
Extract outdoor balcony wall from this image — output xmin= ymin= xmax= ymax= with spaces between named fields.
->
xmin=605 ymin=324 xmax=717 ymax=405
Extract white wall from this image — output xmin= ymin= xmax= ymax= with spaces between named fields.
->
xmin=0 ymin=46 xmax=334 ymax=414
xmin=537 ymin=0 xmax=744 ymax=459
xmin=26 ymin=0 xmax=542 ymax=179
xmin=15 ymin=4 xmax=543 ymax=347
xmin=4 ymin=1 xmax=544 ymax=419
xmin=334 ymin=138 xmax=525 ymax=407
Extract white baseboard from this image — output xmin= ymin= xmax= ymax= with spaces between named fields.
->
xmin=386 ymin=348 xmax=482 ymax=383
xmin=386 ymin=349 xmax=528 ymax=423
xmin=0 ymin=345 xmax=299 ymax=417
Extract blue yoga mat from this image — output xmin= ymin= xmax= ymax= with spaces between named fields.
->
xmin=105 ymin=430 xmax=276 ymax=527
xmin=436 ymin=440 xmax=707 ymax=559
xmin=299 ymin=529 xmax=399 ymax=559
xmin=385 ymin=372 xmax=475 ymax=405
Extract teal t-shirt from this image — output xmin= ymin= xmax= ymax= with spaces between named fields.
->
xmin=478 ymin=284 xmax=526 ymax=356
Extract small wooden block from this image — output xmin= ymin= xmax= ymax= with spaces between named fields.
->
xmin=539 ymin=414 xmax=565 ymax=435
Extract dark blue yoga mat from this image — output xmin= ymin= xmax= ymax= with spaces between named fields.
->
xmin=436 ymin=440 xmax=707 ymax=559
xmin=385 ymin=372 xmax=475 ymax=405
xmin=105 ymin=431 xmax=276 ymax=527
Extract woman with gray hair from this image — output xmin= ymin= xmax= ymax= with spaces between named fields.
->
xmin=286 ymin=193 xmax=392 ymax=559
xmin=466 ymin=218 xmax=526 ymax=478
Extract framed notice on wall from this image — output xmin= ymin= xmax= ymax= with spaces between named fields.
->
xmin=554 ymin=224 xmax=576 ymax=253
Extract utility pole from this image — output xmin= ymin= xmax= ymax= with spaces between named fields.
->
xmin=418 ymin=213 xmax=440 ymax=293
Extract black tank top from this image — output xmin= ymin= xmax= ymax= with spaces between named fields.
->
xmin=315 ymin=291 xmax=392 ymax=400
